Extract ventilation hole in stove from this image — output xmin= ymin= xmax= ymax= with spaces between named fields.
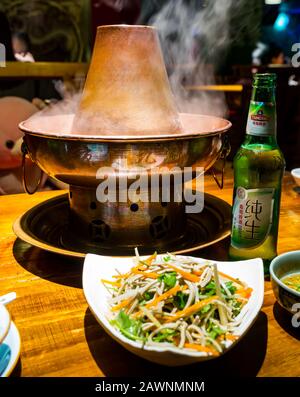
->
xmin=89 ymin=219 xmax=111 ymax=242
xmin=69 ymin=191 xmax=73 ymax=199
xmin=130 ymin=203 xmax=139 ymax=212
xmin=5 ymin=140 xmax=14 ymax=149
xmin=150 ymin=215 xmax=170 ymax=239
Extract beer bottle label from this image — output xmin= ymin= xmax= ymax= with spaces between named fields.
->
xmin=246 ymin=101 xmax=276 ymax=136
xmin=231 ymin=187 xmax=275 ymax=249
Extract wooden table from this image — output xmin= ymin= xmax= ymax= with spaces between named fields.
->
xmin=0 ymin=62 xmax=88 ymax=79
xmin=0 ymin=169 xmax=299 ymax=377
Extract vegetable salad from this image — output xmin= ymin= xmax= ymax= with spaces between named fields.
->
xmin=102 ymin=251 xmax=252 ymax=356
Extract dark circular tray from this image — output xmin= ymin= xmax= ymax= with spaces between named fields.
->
xmin=13 ymin=193 xmax=231 ymax=257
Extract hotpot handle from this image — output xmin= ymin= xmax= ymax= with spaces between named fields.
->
xmin=211 ymin=135 xmax=231 ymax=190
xmin=21 ymin=139 xmax=43 ymax=195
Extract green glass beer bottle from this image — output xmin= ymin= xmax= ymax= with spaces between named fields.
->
xmin=229 ymin=73 xmax=285 ymax=275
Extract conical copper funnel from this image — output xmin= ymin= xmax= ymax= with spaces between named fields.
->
xmin=72 ymin=25 xmax=182 ymax=136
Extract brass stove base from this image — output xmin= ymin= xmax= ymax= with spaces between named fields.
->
xmin=13 ymin=193 xmax=231 ymax=258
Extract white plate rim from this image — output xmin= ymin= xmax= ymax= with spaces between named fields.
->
xmin=0 ymin=304 xmax=11 ymax=345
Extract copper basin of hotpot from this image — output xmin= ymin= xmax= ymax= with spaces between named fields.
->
xmin=19 ymin=112 xmax=231 ymax=251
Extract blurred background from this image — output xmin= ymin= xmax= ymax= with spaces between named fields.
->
xmin=0 ymin=0 xmax=300 ymax=194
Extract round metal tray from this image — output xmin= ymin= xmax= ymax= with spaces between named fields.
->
xmin=13 ymin=193 xmax=231 ymax=257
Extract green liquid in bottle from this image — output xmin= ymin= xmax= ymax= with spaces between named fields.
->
xmin=229 ymin=74 xmax=285 ymax=276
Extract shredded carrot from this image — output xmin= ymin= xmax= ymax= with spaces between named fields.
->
xmin=192 ymin=262 xmax=209 ymax=276
xmin=112 ymin=263 xmax=148 ymax=280
xmin=236 ymin=298 xmax=247 ymax=306
xmin=101 ymin=279 xmax=121 ymax=287
xmin=164 ymin=295 xmax=218 ymax=323
xmin=113 ymin=273 xmax=126 ymax=279
xmin=184 ymin=343 xmax=219 ymax=356
xmin=113 ymin=254 xmax=156 ymax=280
xmin=145 ymin=285 xmax=181 ymax=309
xmin=217 ymin=333 xmax=239 ymax=342
xmin=126 ymin=253 xmax=157 ymax=273
xmin=166 ymin=263 xmax=199 ymax=283
xmin=192 ymin=269 xmax=204 ymax=276
xmin=142 ymin=252 xmax=157 ymax=266
xmin=219 ymin=271 xmax=244 ymax=286
xmin=134 ymin=264 xmax=147 ymax=272
xmin=111 ymin=297 xmax=134 ymax=312
xmin=131 ymin=269 xmax=160 ymax=279
xmin=132 ymin=285 xmax=182 ymax=318
xmin=112 ymin=270 xmax=134 ymax=279
xmin=235 ymin=287 xmax=253 ymax=299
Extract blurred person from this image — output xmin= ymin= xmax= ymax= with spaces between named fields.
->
xmin=252 ymin=42 xmax=285 ymax=66
xmin=0 ymin=12 xmax=24 ymax=92
xmin=12 ymin=32 xmax=35 ymax=62
xmin=261 ymin=43 xmax=285 ymax=65
xmin=0 ymin=11 xmax=15 ymax=61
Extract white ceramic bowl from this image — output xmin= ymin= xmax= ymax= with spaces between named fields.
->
xmin=0 ymin=322 xmax=21 ymax=377
xmin=270 ymin=250 xmax=300 ymax=313
xmin=0 ymin=304 xmax=11 ymax=345
xmin=83 ymin=254 xmax=264 ymax=366
xmin=291 ymin=168 xmax=300 ymax=187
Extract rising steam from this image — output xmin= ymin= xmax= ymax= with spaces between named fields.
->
xmin=150 ymin=0 xmax=258 ymax=117
xmin=24 ymin=0 xmax=261 ymax=135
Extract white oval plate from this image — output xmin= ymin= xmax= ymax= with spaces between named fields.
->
xmin=83 ymin=254 xmax=264 ymax=366
xmin=0 ymin=304 xmax=10 ymax=345
xmin=0 ymin=322 xmax=21 ymax=377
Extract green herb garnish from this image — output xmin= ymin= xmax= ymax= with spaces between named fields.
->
xmin=231 ymin=299 xmax=242 ymax=317
xmin=203 ymin=280 xmax=237 ymax=297
xmin=158 ymin=272 xmax=177 ymax=289
xmin=224 ymin=281 xmax=237 ymax=295
xmin=144 ymin=291 xmax=154 ymax=301
xmin=207 ymin=321 xmax=225 ymax=340
xmin=204 ymin=281 xmax=216 ymax=296
xmin=174 ymin=291 xmax=188 ymax=310
xmin=163 ymin=255 xmax=171 ymax=262
xmin=153 ymin=329 xmax=176 ymax=342
xmin=200 ymin=304 xmax=212 ymax=314
xmin=111 ymin=310 xmax=145 ymax=341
